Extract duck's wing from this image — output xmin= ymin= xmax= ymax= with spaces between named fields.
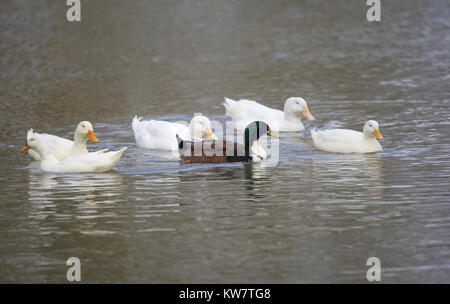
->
xmin=132 ymin=116 xmax=189 ymax=150
xmin=26 ymin=129 xmax=73 ymax=160
xmin=312 ymin=128 xmax=364 ymax=153
xmin=314 ymin=129 xmax=362 ymax=144
xmin=54 ymin=148 xmax=127 ymax=172
xmin=177 ymin=136 xmax=251 ymax=163
xmin=223 ymin=98 xmax=284 ymax=129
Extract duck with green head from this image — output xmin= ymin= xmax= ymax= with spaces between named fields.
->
xmin=176 ymin=121 xmax=277 ymax=163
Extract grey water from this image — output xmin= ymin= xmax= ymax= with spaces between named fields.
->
xmin=0 ymin=0 xmax=449 ymax=283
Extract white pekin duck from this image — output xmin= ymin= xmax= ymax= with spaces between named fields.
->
xmin=132 ymin=115 xmax=218 ymax=151
xmin=311 ymin=120 xmax=383 ymax=153
xmin=223 ymin=97 xmax=315 ymax=132
xmin=24 ymin=131 xmax=126 ymax=173
xmin=20 ymin=121 xmax=99 ymax=161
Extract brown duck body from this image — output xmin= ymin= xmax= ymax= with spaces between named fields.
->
xmin=176 ymin=136 xmax=252 ymax=163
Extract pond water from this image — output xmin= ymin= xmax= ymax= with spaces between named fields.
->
xmin=0 ymin=0 xmax=449 ymax=283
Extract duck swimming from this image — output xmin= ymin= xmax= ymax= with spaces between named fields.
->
xmin=223 ymin=97 xmax=315 ymax=132
xmin=176 ymin=121 xmax=277 ymax=163
xmin=311 ymin=120 xmax=383 ymax=153
xmin=132 ymin=115 xmax=218 ymax=151
xmin=20 ymin=121 xmax=99 ymax=161
xmin=24 ymin=131 xmax=126 ymax=173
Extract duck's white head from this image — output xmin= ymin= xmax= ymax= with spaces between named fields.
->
xmin=363 ymin=120 xmax=383 ymax=139
xmin=284 ymin=97 xmax=315 ymax=121
xmin=189 ymin=116 xmax=218 ymax=140
xmin=75 ymin=121 xmax=99 ymax=143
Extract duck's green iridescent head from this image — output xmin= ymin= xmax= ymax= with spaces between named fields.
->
xmin=244 ymin=121 xmax=277 ymax=145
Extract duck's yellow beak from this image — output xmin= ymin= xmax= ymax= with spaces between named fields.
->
xmin=302 ymin=107 xmax=315 ymax=121
xmin=87 ymin=130 xmax=99 ymax=142
xmin=20 ymin=145 xmax=30 ymax=152
xmin=267 ymin=130 xmax=279 ymax=138
xmin=374 ymin=128 xmax=383 ymax=139
xmin=204 ymin=128 xmax=218 ymax=140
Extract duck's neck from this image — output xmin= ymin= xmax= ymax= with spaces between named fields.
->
xmin=71 ymin=132 xmax=88 ymax=154
xmin=244 ymin=129 xmax=267 ymax=160
xmin=250 ymin=140 xmax=267 ymax=160
xmin=189 ymin=125 xmax=203 ymax=141
xmin=363 ymin=132 xmax=375 ymax=140
xmin=244 ymin=128 xmax=251 ymax=156
xmin=283 ymin=107 xmax=299 ymax=122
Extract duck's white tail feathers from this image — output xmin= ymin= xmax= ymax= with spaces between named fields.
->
xmin=113 ymin=147 xmax=127 ymax=159
xmin=96 ymin=148 xmax=109 ymax=154
xmin=223 ymin=97 xmax=238 ymax=118
xmin=132 ymin=116 xmax=142 ymax=134
xmin=311 ymin=128 xmax=323 ymax=149
xmin=108 ymin=147 xmax=127 ymax=166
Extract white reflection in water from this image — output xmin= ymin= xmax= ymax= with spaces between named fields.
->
xmin=310 ymin=152 xmax=385 ymax=199
xmin=27 ymin=171 xmax=125 ymax=232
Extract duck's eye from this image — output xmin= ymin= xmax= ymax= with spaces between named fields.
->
xmin=82 ymin=124 xmax=85 ymax=128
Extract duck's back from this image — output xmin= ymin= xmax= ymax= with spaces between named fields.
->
xmin=30 ymin=132 xmax=73 ymax=161
xmin=133 ymin=116 xmax=189 ymax=150
xmin=311 ymin=128 xmax=381 ymax=153
xmin=177 ymin=137 xmax=252 ymax=163
xmin=43 ymin=148 xmax=127 ymax=173
xmin=224 ymin=99 xmax=283 ymax=130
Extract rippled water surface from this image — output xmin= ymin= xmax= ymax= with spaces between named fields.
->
xmin=0 ymin=0 xmax=449 ymax=283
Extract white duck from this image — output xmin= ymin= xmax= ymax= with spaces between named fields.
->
xmin=20 ymin=121 xmax=99 ymax=161
xmin=223 ymin=97 xmax=315 ymax=132
xmin=311 ymin=120 xmax=383 ymax=153
xmin=132 ymin=115 xmax=218 ymax=151
xmin=25 ymin=132 xmax=126 ymax=173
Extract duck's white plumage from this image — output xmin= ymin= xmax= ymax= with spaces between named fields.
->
xmin=25 ymin=129 xmax=73 ymax=161
xmin=132 ymin=115 xmax=217 ymax=151
xmin=311 ymin=120 xmax=383 ymax=153
xmin=27 ymin=132 xmax=126 ymax=173
xmin=24 ymin=121 xmax=99 ymax=161
xmin=39 ymin=149 xmax=127 ymax=173
xmin=223 ymin=97 xmax=315 ymax=132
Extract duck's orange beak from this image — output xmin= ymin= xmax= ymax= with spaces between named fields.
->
xmin=302 ymin=107 xmax=315 ymax=121
xmin=204 ymin=128 xmax=218 ymax=140
xmin=374 ymin=128 xmax=383 ymax=139
xmin=20 ymin=145 xmax=30 ymax=152
xmin=87 ymin=130 xmax=99 ymax=142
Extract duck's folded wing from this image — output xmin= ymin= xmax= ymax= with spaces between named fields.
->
xmin=57 ymin=148 xmax=126 ymax=172
xmin=32 ymin=132 xmax=73 ymax=160
xmin=314 ymin=129 xmax=363 ymax=145
xmin=232 ymin=99 xmax=284 ymax=121
xmin=133 ymin=118 xmax=189 ymax=149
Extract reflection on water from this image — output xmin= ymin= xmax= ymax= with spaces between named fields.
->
xmin=312 ymin=153 xmax=384 ymax=186
xmin=28 ymin=171 xmax=125 ymax=234
xmin=1 ymin=0 xmax=449 ymax=283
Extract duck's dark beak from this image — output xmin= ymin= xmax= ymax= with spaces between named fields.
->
xmin=267 ymin=130 xmax=279 ymax=138
xmin=20 ymin=145 xmax=30 ymax=152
